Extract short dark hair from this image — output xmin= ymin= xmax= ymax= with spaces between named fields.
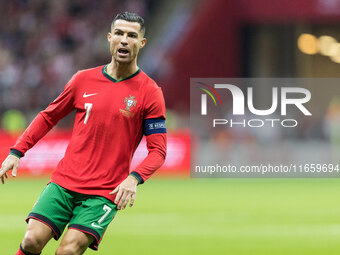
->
xmin=111 ymin=12 xmax=145 ymax=36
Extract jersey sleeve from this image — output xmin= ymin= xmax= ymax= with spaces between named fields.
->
xmin=129 ymin=85 xmax=167 ymax=183
xmin=130 ymin=133 xmax=166 ymax=184
xmin=10 ymin=73 xmax=78 ymax=157
xmin=143 ymin=86 xmax=166 ymax=120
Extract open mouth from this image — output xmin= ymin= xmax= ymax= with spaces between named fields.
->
xmin=118 ymin=48 xmax=129 ymax=55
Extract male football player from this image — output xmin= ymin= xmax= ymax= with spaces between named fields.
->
xmin=0 ymin=11 xmax=167 ymax=255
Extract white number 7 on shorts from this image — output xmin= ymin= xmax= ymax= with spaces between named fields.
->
xmin=91 ymin=205 xmax=112 ymax=229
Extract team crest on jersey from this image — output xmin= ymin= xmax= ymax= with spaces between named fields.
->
xmin=120 ymin=95 xmax=137 ymax=117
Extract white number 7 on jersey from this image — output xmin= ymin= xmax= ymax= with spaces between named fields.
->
xmin=84 ymin=103 xmax=93 ymax=124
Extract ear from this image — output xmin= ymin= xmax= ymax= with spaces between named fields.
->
xmin=107 ymin=32 xmax=112 ymax=42
xmin=140 ymin=38 xmax=147 ymax=49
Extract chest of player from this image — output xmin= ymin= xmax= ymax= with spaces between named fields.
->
xmin=74 ymin=82 xmax=144 ymax=127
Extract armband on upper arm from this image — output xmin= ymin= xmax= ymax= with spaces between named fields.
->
xmin=143 ymin=118 xmax=167 ymax=136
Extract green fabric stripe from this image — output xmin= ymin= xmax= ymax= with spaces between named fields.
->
xmin=129 ymin=171 xmax=144 ymax=184
xmin=129 ymin=174 xmax=140 ymax=183
xmin=9 ymin=152 xmax=21 ymax=159
xmin=103 ymin=64 xmax=140 ymax=83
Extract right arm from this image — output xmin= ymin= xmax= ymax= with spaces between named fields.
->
xmin=0 ymin=73 xmax=78 ymax=183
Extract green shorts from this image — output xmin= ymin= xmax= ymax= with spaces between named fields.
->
xmin=26 ymin=182 xmax=118 ymax=250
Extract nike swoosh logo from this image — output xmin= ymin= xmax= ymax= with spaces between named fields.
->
xmin=83 ymin=92 xmax=98 ymax=98
xmin=91 ymin=222 xmax=103 ymax=229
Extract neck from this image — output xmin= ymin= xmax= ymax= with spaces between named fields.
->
xmin=106 ymin=59 xmax=138 ymax=81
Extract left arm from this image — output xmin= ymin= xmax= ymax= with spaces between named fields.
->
xmin=110 ymin=86 xmax=167 ymax=210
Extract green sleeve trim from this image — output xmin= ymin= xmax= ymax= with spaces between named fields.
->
xmin=9 ymin=149 xmax=23 ymax=158
xmin=129 ymin=171 xmax=144 ymax=184
xmin=9 ymin=153 xmax=21 ymax=159
xmin=129 ymin=174 xmax=139 ymax=183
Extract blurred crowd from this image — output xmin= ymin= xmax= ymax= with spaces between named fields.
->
xmin=0 ymin=0 xmax=160 ymax=128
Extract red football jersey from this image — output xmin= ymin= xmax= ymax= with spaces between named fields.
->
xmin=12 ymin=65 xmax=167 ymax=202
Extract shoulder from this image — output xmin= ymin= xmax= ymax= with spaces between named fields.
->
xmin=64 ymin=66 xmax=104 ymax=92
xmin=139 ymin=70 xmax=161 ymax=93
xmin=139 ymin=71 xmax=166 ymax=118
xmin=138 ymin=71 xmax=165 ymax=110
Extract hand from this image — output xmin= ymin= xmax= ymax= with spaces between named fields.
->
xmin=0 ymin=155 xmax=20 ymax=184
xmin=110 ymin=175 xmax=138 ymax=210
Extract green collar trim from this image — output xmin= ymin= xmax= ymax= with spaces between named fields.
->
xmin=102 ymin=64 xmax=141 ymax=83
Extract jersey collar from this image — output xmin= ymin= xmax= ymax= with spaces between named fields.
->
xmin=102 ymin=64 xmax=141 ymax=83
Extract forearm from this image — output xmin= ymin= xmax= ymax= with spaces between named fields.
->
xmin=11 ymin=77 xmax=75 ymax=157
xmin=130 ymin=133 xmax=166 ymax=184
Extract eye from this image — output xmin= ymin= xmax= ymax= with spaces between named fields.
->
xmin=115 ymin=30 xmax=123 ymax=35
xmin=129 ymin=33 xmax=137 ymax=38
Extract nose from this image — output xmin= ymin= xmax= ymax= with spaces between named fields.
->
xmin=120 ymin=34 xmax=128 ymax=46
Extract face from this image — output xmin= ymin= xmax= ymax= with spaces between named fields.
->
xmin=107 ymin=20 xmax=146 ymax=64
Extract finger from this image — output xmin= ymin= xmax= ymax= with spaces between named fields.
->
xmin=0 ymin=165 xmax=4 ymax=177
xmin=109 ymin=186 xmax=119 ymax=195
xmin=114 ymin=188 xmax=123 ymax=205
xmin=122 ymin=195 xmax=130 ymax=210
xmin=0 ymin=161 xmax=11 ymax=177
xmin=12 ymin=165 xmax=18 ymax=177
xmin=0 ymin=167 xmax=6 ymax=180
xmin=1 ymin=173 xmax=7 ymax=184
xmin=119 ymin=192 xmax=129 ymax=210
xmin=129 ymin=193 xmax=136 ymax=207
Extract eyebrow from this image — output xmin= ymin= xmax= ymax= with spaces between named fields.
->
xmin=128 ymin=32 xmax=138 ymax=36
xmin=114 ymin=29 xmax=139 ymax=35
